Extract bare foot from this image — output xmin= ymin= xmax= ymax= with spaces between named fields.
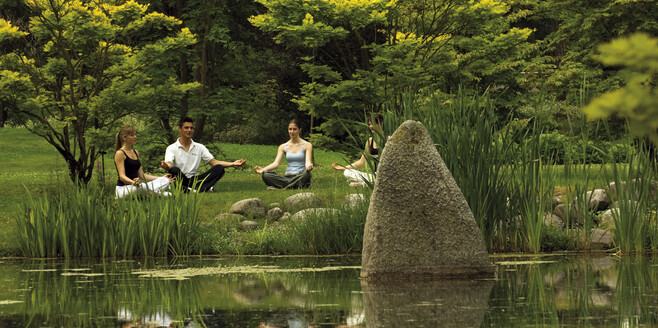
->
xmin=267 ymin=186 xmax=278 ymax=190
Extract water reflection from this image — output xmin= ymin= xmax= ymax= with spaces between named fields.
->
xmin=362 ymin=279 xmax=494 ymax=328
xmin=0 ymin=255 xmax=657 ymax=327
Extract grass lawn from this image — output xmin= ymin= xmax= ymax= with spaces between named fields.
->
xmin=0 ymin=127 xmax=623 ymax=256
xmin=0 ymin=127 xmax=364 ymax=256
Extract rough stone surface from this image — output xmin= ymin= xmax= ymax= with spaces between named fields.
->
xmin=280 ymin=212 xmax=291 ymax=221
xmin=268 ymin=202 xmax=281 ymax=209
xmin=289 ymin=208 xmax=342 ymax=221
xmin=589 ymin=228 xmax=614 ymax=249
xmin=553 ymin=204 xmax=585 ymax=225
xmin=284 ymin=193 xmax=322 ymax=211
xmin=362 ymin=279 xmax=493 ymax=328
xmin=266 ymin=207 xmax=284 ymax=221
xmin=239 ymin=220 xmax=259 ymax=231
xmin=599 ymin=208 xmax=618 ymax=227
xmin=544 ymin=213 xmax=565 ymax=230
xmin=344 ymin=193 xmax=367 ymax=210
xmin=586 ymin=189 xmax=610 ymax=211
xmin=215 ymin=213 xmax=247 ymax=223
xmin=361 ymin=120 xmax=494 ymax=281
xmin=552 ymin=196 xmax=562 ymax=210
xmin=230 ymin=198 xmax=266 ymax=217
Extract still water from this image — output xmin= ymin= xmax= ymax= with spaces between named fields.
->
xmin=0 ymin=254 xmax=656 ymax=327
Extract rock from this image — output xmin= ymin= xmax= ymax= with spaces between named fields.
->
xmin=586 ymin=189 xmax=610 ymax=211
xmin=552 ymin=196 xmax=562 ymax=210
xmin=266 ymin=207 xmax=284 ymax=221
xmin=215 ymin=213 xmax=247 ymax=223
xmin=284 ymin=192 xmax=322 ymax=211
xmin=280 ymin=212 xmax=291 ymax=221
xmin=589 ymin=228 xmax=614 ymax=249
xmin=553 ymin=204 xmax=585 ymax=226
xmin=230 ymin=198 xmax=266 ymax=217
xmin=610 ymin=200 xmax=639 ymax=209
xmin=606 ymin=181 xmax=626 ymax=198
xmin=239 ymin=220 xmax=259 ymax=231
xmin=544 ymin=213 xmax=565 ymax=230
xmin=289 ymin=208 xmax=342 ymax=221
xmin=344 ymin=193 xmax=367 ymax=210
xmin=268 ymin=202 xmax=281 ymax=209
xmin=599 ymin=208 xmax=618 ymax=227
xmin=361 ymin=120 xmax=494 ymax=282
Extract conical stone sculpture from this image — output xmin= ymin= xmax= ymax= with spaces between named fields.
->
xmin=361 ymin=120 xmax=494 ymax=282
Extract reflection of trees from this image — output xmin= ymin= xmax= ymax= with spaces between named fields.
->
xmin=485 ymin=255 xmax=658 ymax=326
xmin=9 ymin=259 xmax=204 ymax=327
xmin=0 ymin=257 xmax=366 ymax=327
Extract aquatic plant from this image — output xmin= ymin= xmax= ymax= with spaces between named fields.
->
xmin=15 ymin=182 xmax=202 ymax=257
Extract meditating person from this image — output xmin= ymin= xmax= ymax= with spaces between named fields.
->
xmin=331 ymin=114 xmax=383 ymax=187
xmin=160 ymin=117 xmax=246 ymax=192
xmin=254 ymin=119 xmax=314 ymax=189
xmin=114 ymin=125 xmax=174 ymax=199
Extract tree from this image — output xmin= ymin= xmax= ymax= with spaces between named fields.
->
xmin=523 ymin=0 xmax=658 ymax=102
xmin=0 ymin=0 xmax=198 ymax=183
xmin=583 ymin=33 xmax=658 ymax=143
xmin=250 ymin=0 xmax=534 ymax=145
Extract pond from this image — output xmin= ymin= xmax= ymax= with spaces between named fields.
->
xmin=0 ymin=254 xmax=656 ymax=327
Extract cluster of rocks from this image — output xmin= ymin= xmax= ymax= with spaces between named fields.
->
xmin=214 ymin=192 xmax=369 ymax=231
xmin=544 ymin=181 xmax=653 ymax=249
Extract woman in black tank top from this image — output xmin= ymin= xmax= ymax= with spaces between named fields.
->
xmin=331 ymin=114 xmax=384 ymax=187
xmin=114 ymin=125 xmax=174 ymax=198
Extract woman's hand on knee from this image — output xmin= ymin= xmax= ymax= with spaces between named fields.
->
xmin=254 ymin=166 xmax=265 ymax=174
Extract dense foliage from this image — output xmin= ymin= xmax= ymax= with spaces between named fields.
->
xmin=1 ymin=0 xmax=657 ymax=182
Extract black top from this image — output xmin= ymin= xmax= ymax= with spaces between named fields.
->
xmin=368 ymin=138 xmax=379 ymax=156
xmin=116 ymin=149 xmax=141 ymax=186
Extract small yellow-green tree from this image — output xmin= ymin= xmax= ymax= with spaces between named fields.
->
xmin=0 ymin=0 xmax=198 ymax=183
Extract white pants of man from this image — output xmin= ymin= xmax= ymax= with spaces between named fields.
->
xmin=343 ymin=169 xmax=374 ymax=183
xmin=115 ymin=177 xmax=171 ymax=199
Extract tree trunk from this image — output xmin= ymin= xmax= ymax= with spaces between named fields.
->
xmin=0 ymin=102 xmax=6 ymax=127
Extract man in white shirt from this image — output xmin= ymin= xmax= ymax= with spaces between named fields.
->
xmin=160 ymin=117 xmax=246 ymax=192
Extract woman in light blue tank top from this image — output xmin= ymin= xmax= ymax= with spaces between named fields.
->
xmin=254 ymin=119 xmax=314 ymax=189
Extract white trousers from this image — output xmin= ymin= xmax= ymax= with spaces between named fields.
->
xmin=115 ymin=177 xmax=170 ymax=199
xmin=343 ymin=169 xmax=374 ymax=183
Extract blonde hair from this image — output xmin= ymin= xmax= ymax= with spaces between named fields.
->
xmin=115 ymin=125 xmax=136 ymax=151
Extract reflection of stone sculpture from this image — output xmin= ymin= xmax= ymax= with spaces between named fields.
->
xmin=362 ymin=279 xmax=494 ymax=328
xmin=361 ymin=120 xmax=494 ymax=281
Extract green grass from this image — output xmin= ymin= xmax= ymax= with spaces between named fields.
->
xmin=0 ymin=127 xmax=363 ymax=256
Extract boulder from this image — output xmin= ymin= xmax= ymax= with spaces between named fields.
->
xmin=361 ymin=120 xmax=493 ymax=282
xmin=589 ymin=228 xmax=614 ymax=249
xmin=230 ymin=198 xmax=266 ymax=217
xmin=239 ymin=220 xmax=259 ymax=231
xmin=599 ymin=208 xmax=618 ymax=227
xmin=284 ymin=193 xmax=322 ymax=211
xmin=543 ymin=213 xmax=565 ymax=230
xmin=586 ymin=189 xmax=610 ymax=211
xmin=344 ymin=193 xmax=367 ymax=210
xmin=215 ymin=213 xmax=247 ymax=223
xmin=266 ymin=207 xmax=284 ymax=221
xmin=552 ymin=196 xmax=562 ymax=210
xmin=280 ymin=212 xmax=291 ymax=221
xmin=268 ymin=202 xmax=281 ymax=209
xmin=553 ymin=204 xmax=585 ymax=226
xmin=289 ymin=208 xmax=342 ymax=221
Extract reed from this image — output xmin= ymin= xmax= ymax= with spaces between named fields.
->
xmin=15 ymin=182 xmax=202 ymax=257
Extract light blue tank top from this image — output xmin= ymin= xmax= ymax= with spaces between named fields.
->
xmin=285 ymin=141 xmax=306 ymax=175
